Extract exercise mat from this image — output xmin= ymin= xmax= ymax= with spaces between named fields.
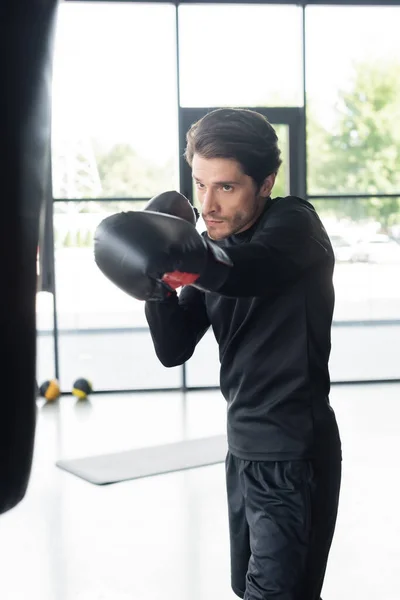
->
xmin=56 ymin=435 xmax=228 ymax=485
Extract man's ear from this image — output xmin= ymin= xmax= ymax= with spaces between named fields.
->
xmin=260 ymin=173 xmax=276 ymax=197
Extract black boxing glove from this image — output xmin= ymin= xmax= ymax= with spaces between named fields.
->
xmin=144 ymin=190 xmax=199 ymax=225
xmin=94 ymin=191 xmax=200 ymax=301
xmin=94 ymin=211 xmax=232 ymax=301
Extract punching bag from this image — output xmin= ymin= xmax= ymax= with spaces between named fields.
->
xmin=0 ymin=0 xmax=59 ymax=513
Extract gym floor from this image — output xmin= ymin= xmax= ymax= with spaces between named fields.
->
xmin=0 ymin=383 xmax=399 ymax=600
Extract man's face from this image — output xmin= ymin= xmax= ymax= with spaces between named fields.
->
xmin=192 ymin=154 xmax=275 ymax=240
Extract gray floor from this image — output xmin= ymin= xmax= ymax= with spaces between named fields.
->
xmin=1 ymin=383 xmax=400 ymax=600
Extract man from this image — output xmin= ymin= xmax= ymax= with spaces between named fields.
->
xmin=95 ymin=108 xmax=342 ymax=600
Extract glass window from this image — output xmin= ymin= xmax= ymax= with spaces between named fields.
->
xmin=306 ymin=6 xmax=400 ymax=195
xmin=330 ymin=325 xmax=400 ymax=382
xmin=52 ymin=2 xmax=179 ymax=199
xmin=179 ymin=5 xmax=303 ymax=108
xmin=58 ymin=329 xmax=181 ymax=393
xmin=273 ymin=124 xmax=290 ymax=199
xmin=312 ymin=197 xmax=400 ymax=321
xmin=53 ymin=200 xmax=182 ymax=391
xmin=36 ymin=292 xmax=56 ymax=387
xmin=186 ymin=331 xmax=220 ymax=389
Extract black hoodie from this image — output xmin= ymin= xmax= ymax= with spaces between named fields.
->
xmin=145 ymin=196 xmax=341 ymax=461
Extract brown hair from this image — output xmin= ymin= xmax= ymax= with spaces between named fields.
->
xmin=184 ymin=108 xmax=282 ymax=189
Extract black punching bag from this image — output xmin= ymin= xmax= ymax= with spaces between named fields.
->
xmin=0 ymin=1 xmax=59 ymax=513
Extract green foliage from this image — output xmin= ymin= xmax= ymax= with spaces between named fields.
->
xmin=75 ymin=230 xmax=83 ymax=247
xmin=63 ymin=231 xmax=73 ymax=247
xmin=95 ymin=143 xmax=176 ymax=198
xmin=84 ymin=230 xmax=94 ymax=248
xmin=308 ymin=59 xmax=400 ymax=231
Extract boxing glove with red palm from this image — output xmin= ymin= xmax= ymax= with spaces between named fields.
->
xmin=94 ymin=191 xmax=231 ymax=301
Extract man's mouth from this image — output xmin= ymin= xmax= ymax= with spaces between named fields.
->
xmin=204 ymin=218 xmax=224 ymax=225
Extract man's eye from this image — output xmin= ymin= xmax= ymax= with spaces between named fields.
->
xmin=196 ymin=182 xmax=205 ymax=189
xmin=222 ymin=185 xmax=233 ymax=192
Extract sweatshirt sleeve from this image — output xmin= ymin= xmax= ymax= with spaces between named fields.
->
xmin=145 ymin=285 xmax=210 ymax=368
xmin=196 ymin=201 xmax=333 ymax=298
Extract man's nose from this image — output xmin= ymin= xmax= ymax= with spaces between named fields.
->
xmin=202 ymin=188 xmax=218 ymax=214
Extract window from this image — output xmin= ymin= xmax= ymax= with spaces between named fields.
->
xmin=53 ymin=201 xmax=181 ymax=391
xmin=306 ymin=6 xmax=400 ymax=195
xmin=179 ymin=4 xmax=303 ymax=108
xmin=45 ymin=2 xmax=400 ymax=390
xmin=313 ymin=197 xmax=400 ymax=321
xmin=36 ymin=293 xmax=57 ymax=386
xmin=52 ymin=2 xmax=179 ymax=199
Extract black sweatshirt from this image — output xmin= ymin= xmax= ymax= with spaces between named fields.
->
xmin=145 ymin=196 xmax=341 ymax=462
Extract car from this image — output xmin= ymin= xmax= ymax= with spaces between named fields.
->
xmin=329 ymin=234 xmax=357 ymax=263
xmin=351 ymin=234 xmax=400 ymax=264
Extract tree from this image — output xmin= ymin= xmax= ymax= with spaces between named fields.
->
xmin=95 ymin=143 xmax=176 ymax=198
xmin=308 ymin=59 xmax=400 ymax=232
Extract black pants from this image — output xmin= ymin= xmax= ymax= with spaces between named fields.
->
xmin=226 ymin=454 xmax=341 ymax=600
